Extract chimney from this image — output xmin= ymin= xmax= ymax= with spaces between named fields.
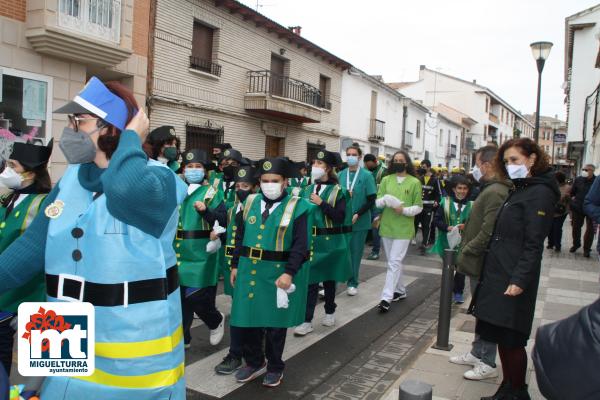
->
xmin=289 ymin=26 xmax=302 ymax=35
xmin=472 ymin=79 xmax=477 ymax=84
xmin=419 ymin=65 xmax=426 ymax=70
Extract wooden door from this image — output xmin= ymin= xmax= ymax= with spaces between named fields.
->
xmin=270 ymin=55 xmax=285 ymax=96
xmin=265 ymin=136 xmax=284 ymax=157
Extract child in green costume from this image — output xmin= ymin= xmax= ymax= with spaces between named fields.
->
xmin=430 ymin=175 xmax=472 ymax=304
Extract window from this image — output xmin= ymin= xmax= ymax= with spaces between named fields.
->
xmin=185 ymin=124 xmax=223 ymax=154
xmin=191 ymin=21 xmax=221 ymax=76
xmin=501 ymin=108 xmax=504 ymax=123
xmin=269 ymin=54 xmax=288 ymax=97
xmin=319 ymin=75 xmax=331 ymax=110
xmin=0 ymin=68 xmax=52 ymax=162
xmin=438 ymin=128 xmax=443 ymax=146
xmin=416 ymin=120 xmax=421 ymax=138
xmin=485 ymin=97 xmax=488 ymax=112
xmin=58 ymin=0 xmax=121 ymax=43
xmin=484 ymin=125 xmax=488 ymax=138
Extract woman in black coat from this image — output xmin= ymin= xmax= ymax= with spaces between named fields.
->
xmin=472 ymin=138 xmax=559 ymax=400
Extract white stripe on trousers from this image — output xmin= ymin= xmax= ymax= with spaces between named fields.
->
xmin=380 ymin=238 xmax=410 ymax=302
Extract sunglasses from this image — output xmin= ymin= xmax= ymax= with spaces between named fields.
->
xmin=68 ymin=114 xmax=106 ymax=133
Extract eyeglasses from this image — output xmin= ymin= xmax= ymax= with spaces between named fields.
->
xmin=68 ymin=114 xmax=103 ymax=132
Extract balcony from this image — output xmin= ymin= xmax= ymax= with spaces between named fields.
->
xmin=489 ymin=113 xmax=499 ymax=125
xmin=26 ymin=0 xmax=131 ymax=67
xmin=368 ymin=119 xmax=385 ymax=142
xmin=447 ymin=144 xmax=457 ymax=158
xmin=189 ymin=56 xmax=222 ymax=77
xmin=244 ymin=71 xmax=322 ymax=123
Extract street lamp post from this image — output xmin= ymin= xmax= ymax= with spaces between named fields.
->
xmin=530 ymin=41 xmax=553 ymax=143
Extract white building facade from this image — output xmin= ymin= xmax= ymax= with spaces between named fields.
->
xmin=423 ymin=111 xmax=463 ymax=170
xmin=564 ymin=4 xmax=600 ymax=170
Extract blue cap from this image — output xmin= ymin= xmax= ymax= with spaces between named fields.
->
xmin=54 ymin=76 xmax=131 ymax=130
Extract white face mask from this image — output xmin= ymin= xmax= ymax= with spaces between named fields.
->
xmin=261 ymin=182 xmax=283 ymax=200
xmin=311 ymin=166 xmax=326 ymax=182
xmin=471 ymin=166 xmax=483 ymax=182
xmin=0 ymin=166 xmax=24 ymax=189
xmin=506 ymin=164 xmax=528 ymax=180
xmin=157 ymin=156 xmax=168 ymax=165
xmin=581 ymin=170 xmax=590 ymax=178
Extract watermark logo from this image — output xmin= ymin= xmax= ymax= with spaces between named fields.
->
xmin=18 ymin=302 xmax=95 ymax=376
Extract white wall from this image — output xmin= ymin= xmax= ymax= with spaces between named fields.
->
xmin=423 ymin=113 xmax=462 ymax=168
xmin=405 ymin=102 xmax=428 ymax=161
xmin=339 ymin=71 xmax=404 ymax=159
xmin=566 ymin=8 xmax=600 ymax=165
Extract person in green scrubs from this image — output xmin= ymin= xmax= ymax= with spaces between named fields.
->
xmin=0 ymin=140 xmax=52 ymax=377
xmin=375 ymin=150 xmax=423 ymax=313
xmin=338 ymin=144 xmax=377 ymax=296
xmin=294 ymin=150 xmax=352 ymax=336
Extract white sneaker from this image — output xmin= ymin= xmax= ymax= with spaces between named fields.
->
xmin=411 ymin=238 xmax=417 ymax=245
xmin=184 ymin=343 xmax=191 ymax=350
xmin=322 ymin=313 xmax=335 ymax=327
xmin=449 ymin=351 xmax=480 ymax=366
xmin=209 ymin=312 xmax=225 ymax=346
xmin=464 ymin=361 xmax=499 ymax=380
xmin=347 ymin=287 xmax=358 ymax=296
xmin=318 ymin=289 xmax=325 ymax=298
xmin=294 ymin=322 xmax=314 ymax=336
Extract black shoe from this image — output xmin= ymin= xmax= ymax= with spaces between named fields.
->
xmin=546 ymin=245 xmax=553 ymax=250
xmin=481 ymin=381 xmax=512 ymax=400
xmin=554 ymin=247 xmax=561 ymax=253
xmin=569 ymin=246 xmax=579 ymax=253
xmin=378 ymin=300 xmax=390 ymax=313
xmin=215 ymin=354 xmax=243 ymax=375
xmin=584 ymin=250 xmax=591 ymax=258
xmin=392 ymin=292 xmax=407 ymax=302
xmin=419 ymin=247 xmax=426 ymax=256
xmin=512 ymin=385 xmax=531 ymax=400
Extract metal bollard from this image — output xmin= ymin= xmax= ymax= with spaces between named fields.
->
xmin=432 ymin=248 xmax=455 ymax=351
xmin=398 ymin=379 xmax=433 ymax=400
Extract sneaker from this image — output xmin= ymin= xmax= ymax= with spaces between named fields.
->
xmin=392 ymin=292 xmax=407 ymax=302
xmin=449 ymin=351 xmax=480 ymax=366
xmin=378 ymin=300 xmax=390 ymax=313
xmin=262 ymin=371 xmax=283 ymax=387
xmin=546 ymin=244 xmax=553 ymax=250
xmin=184 ymin=342 xmax=191 ymax=350
xmin=464 ymin=361 xmax=499 ymax=380
xmin=322 ymin=313 xmax=335 ymax=327
xmin=235 ymin=363 xmax=266 ymax=383
xmin=584 ymin=250 xmax=591 ymax=258
xmin=569 ymin=246 xmax=579 ymax=253
xmin=453 ymin=293 xmax=465 ymax=304
xmin=294 ymin=322 xmax=314 ymax=336
xmin=214 ymin=354 xmax=242 ymax=375
xmin=209 ymin=312 xmax=225 ymax=345
xmin=367 ymin=251 xmax=379 ymax=260
xmin=318 ymin=289 xmax=325 ymax=298
xmin=411 ymin=238 xmax=417 ymax=245
xmin=419 ymin=246 xmax=426 ymax=256
xmin=554 ymin=247 xmax=561 ymax=253
xmin=347 ymin=287 xmax=358 ymax=296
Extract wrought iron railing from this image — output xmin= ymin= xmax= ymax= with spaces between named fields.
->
xmin=368 ymin=119 xmax=385 ymax=142
xmin=247 ymin=71 xmax=322 ymax=108
xmin=189 ymin=56 xmax=222 ymax=77
xmin=58 ymin=0 xmax=121 ymax=43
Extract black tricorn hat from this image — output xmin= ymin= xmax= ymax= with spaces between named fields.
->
xmin=220 ymin=148 xmax=244 ymax=164
xmin=314 ymin=149 xmax=341 ymax=167
xmin=234 ymin=166 xmax=259 ymax=184
xmin=215 ymin=143 xmax=232 ymax=151
xmin=10 ymin=139 xmax=53 ymax=169
xmin=147 ymin=126 xmax=176 ymax=143
xmin=182 ymin=149 xmax=209 ymax=166
xmin=257 ymin=157 xmax=299 ymax=179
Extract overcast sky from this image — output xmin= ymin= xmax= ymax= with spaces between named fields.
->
xmin=239 ymin=0 xmax=599 ymax=120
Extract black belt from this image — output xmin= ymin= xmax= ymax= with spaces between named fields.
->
xmin=313 ymin=226 xmax=352 ymax=235
xmin=46 ymin=266 xmax=179 ymax=307
xmin=240 ymin=246 xmax=289 ymax=262
xmin=176 ymin=229 xmax=211 ymax=240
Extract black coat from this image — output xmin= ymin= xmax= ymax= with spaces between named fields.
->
xmin=474 ymin=170 xmax=559 ymax=336
xmin=532 ymin=298 xmax=600 ymax=400
xmin=570 ymin=175 xmax=595 ymax=213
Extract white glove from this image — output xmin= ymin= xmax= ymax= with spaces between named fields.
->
xmin=276 ymin=284 xmax=296 ymax=309
xmin=206 ymin=237 xmax=222 ymax=254
xmin=375 ymin=197 xmax=386 ymax=208
xmin=212 ymin=220 xmax=226 ymax=235
xmin=383 ymin=194 xmax=403 ymax=208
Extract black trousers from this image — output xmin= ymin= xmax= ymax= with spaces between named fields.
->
xmin=228 ymin=325 xmax=243 ymax=360
xmin=453 ymin=271 xmax=465 ymax=295
xmin=241 ymin=327 xmax=287 ymax=373
xmin=548 ymin=214 xmax=568 ymax=250
xmin=571 ymin=210 xmax=594 ymax=251
xmin=414 ymin=207 xmax=435 ymax=247
xmin=0 ymin=316 xmax=15 ymax=377
xmin=305 ymin=281 xmax=336 ymax=323
xmin=181 ymin=285 xmax=223 ymax=344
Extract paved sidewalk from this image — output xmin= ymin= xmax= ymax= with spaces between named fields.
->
xmin=383 ymin=226 xmax=600 ymax=400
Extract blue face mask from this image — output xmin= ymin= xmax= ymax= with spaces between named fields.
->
xmin=184 ymin=168 xmax=205 ymax=184
xmin=347 ymin=155 xmax=359 ymax=167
